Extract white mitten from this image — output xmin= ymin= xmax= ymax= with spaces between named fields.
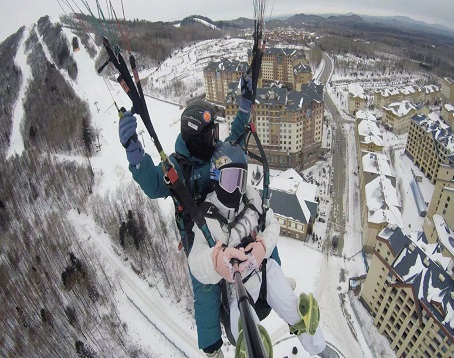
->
xmin=212 ymin=241 xmax=248 ymax=282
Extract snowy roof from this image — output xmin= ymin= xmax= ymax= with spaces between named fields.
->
xmin=263 ymin=47 xmax=306 ymax=59
xmin=423 ymin=84 xmax=440 ymax=93
xmin=204 ymin=58 xmax=248 ymax=73
xmin=444 ymin=103 xmax=454 ymax=112
xmin=433 ymin=214 xmax=454 ymax=257
xmin=381 ymin=226 xmax=454 ymax=335
xmin=357 ymin=120 xmax=384 ymax=147
xmin=264 ymin=169 xmax=317 ymax=224
xmin=411 ymin=114 xmax=454 ymax=156
xmin=365 ymin=175 xmax=402 ymax=226
xmin=269 ymin=168 xmax=317 ymax=200
xmin=362 ymin=152 xmax=394 ymax=178
xmin=400 ymin=85 xmax=420 ymax=96
xmin=376 ymin=87 xmax=400 ymax=97
xmin=356 ymin=110 xmax=376 ymax=122
xmin=348 ymin=83 xmax=366 ymax=99
xmin=368 ymin=206 xmax=403 ymax=227
xmin=293 ymin=62 xmax=312 ymax=75
xmin=384 ymin=100 xmax=415 ymax=117
xmin=226 ymin=81 xmax=323 ymax=111
xmin=444 ymin=77 xmax=454 ymax=85
xmin=267 ymin=189 xmax=315 ymax=224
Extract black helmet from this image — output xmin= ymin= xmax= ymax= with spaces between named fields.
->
xmin=181 ymin=100 xmax=219 ymax=160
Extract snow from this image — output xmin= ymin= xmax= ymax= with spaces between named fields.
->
xmin=356 ymin=110 xmax=376 ymax=122
xmin=348 ymin=82 xmax=366 ymax=99
xmin=433 ymin=214 xmax=454 ymax=257
xmin=7 ymin=19 xmax=439 ymax=358
xmin=362 ymin=152 xmax=394 ymax=177
xmin=7 ymin=26 xmax=30 ymax=158
xmin=193 ymin=18 xmax=219 ymax=30
xmin=384 ymin=100 xmax=415 ymax=117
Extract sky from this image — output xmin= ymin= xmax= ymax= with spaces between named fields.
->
xmin=1 ymin=0 xmax=454 ymax=43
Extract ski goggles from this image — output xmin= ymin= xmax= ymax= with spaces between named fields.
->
xmin=217 ymin=167 xmax=248 ymax=194
xmin=200 ymin=123 xmax=219 ymax=147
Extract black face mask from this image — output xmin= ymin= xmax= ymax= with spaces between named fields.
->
xmin=186 ymin=140 xmax=215 ymax=161
xmin=215 ymin=184 xmax=242 ymax=209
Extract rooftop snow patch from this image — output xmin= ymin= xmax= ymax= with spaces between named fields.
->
xmin=362 ymin=152 xmax=394 ymax=178
xmin=385 ymin=100 xmax=415 ymax=117
xmin=433 ymin=214 xmax=454 ymax=257
xmin=356 ymin=110 xmax=376 ymax=122
xmin=348 ymin=83 xmax=366 ymax=99
xmin=358 ymin=120 xmax=384 ymax=147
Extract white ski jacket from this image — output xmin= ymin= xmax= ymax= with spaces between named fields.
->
xmin=188 ymin=185 xmax=280 ymax=286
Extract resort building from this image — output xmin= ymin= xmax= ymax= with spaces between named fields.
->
xmin=225 ymin=81 xmax=324 ymax=170
xmin=405 ymin=114 xmax=454 ymax=183
xmin=355 ymin=110 xmax=384 ymax=156
xmin=203 ymin=58 xmax=248 ymax=103
xmin=360 ymin=225 xmax=454 ymax=358
xmin=383 ymin=100 xmax=416 ymax=135
xmin=441 ymin=77 xmax=454 ymax=104
xmin=348 ymin=83 xmax=367 ymax=114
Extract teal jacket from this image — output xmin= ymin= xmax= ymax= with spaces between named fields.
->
xmin=129 ymin=110 xmax=250 ymax=200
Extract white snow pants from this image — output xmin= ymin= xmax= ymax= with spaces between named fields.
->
xmin=228 ymin=259 xmax=326 ymax=356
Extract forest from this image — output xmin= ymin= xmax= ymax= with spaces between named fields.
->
xmin=0 ymin=15 xmax=192 ymax=356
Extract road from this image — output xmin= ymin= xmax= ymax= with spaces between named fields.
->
xmin=313 ymin=53 xmax=369 ymax=357
xmin=320 ymin=53 xmax=347 ymax=255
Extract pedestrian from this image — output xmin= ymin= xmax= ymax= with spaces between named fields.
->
xmin=188 ymin=142 xmax=326 ymax=357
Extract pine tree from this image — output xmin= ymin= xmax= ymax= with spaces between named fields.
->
xmin=119 ymin=221 xmax=126 ymax=247
xmin=81 ymin=116 xmax=93 ymax=156
xmin=72 ymin=36 xmax=79 ymax=50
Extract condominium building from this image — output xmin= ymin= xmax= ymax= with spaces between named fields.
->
xmin=423 ymin=164 xmax=454 ymax=241
xmin=225 ymin=81 xmax=324 ymax=170
xmin=203 ymin=59 xmax=248 ymax=104
xmin=374 ymin=87 xmax=402 ymax=108
xmin=423 ymin=84 xmax=442 ymax=105
xmin=441 ymin=77 xmax=454 ymax=104
xmin=348 ymin=83 xmax=367 ymax=114
xmin=360 ymin=225 xmax=454 ymax=357
xmin=259 ymin=47 xmax=310 ymax=89
xmin=383 ymin=100 xmax=416 ymax=135
xmin=358 ymin=151 xmax=402 ymax=252
xmin=441 ymin=104 xmax=454 ymax=130
xmin=405 ymin=114 xmax=454 ymax=183
xmin=293 ymin=62 xmax=313 ymax=90
xmin=374 ymin=85 xmax=440 ymax=109
xmin=355 ymin=110 xmax=384 ymax=157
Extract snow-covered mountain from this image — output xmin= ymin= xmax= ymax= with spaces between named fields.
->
xmin=0 ymin=16 xmax=378 ymax=358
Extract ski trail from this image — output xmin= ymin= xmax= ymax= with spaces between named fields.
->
xmin=67 ymin=210 xmax=203 ymax=357
xmin=33 ymin=26 xmax=77 ymax=89
xmin=7 ymin=27 xmax=30 ymax=158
